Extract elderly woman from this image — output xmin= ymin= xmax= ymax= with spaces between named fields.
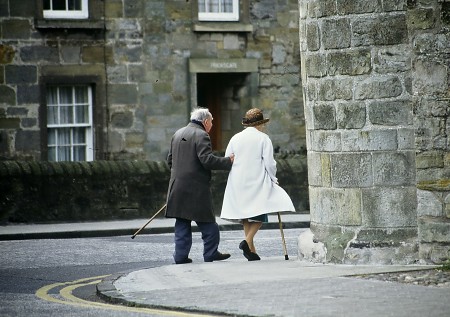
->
xmin=220 ymin=108 xmax=295 ymax=261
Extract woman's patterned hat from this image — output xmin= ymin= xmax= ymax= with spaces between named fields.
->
xmin=242 ymin=108 xmax=270 ymax=127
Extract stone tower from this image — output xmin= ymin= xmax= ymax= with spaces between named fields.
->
xmin=298 ymin=0 xmax=419 ymax=264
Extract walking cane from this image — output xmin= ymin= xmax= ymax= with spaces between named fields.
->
xmin=131 ymin=203 xmax=167 ymax=239
xmin=277 ymin=212 xmax=289 ymax=260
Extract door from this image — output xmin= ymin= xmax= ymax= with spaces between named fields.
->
xmin=197 ymin=73 xmax=223 ymax=150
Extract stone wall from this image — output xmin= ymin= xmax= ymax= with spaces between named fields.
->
xmin=298 ymin=0 xmax=449 ymax=264
xmin=412 ymin=0 xmax=450 ymax=263
xmin=298 ymin=0 xmax=413 ymax=264
xmin=0 ymin=155 xmax=307 ymax=224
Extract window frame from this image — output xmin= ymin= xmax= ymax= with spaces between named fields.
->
xmin=46 ymin=84 xmax=94 ymax=162
xmin=198 ymin=0 xmax=239 ymax=22
xmin=43 ymin=0 xmax=89 ymax=19
xmin=192 ymin=0 xmax=252 ymax=32
xmin=40 ymin=74 xmax=105 ymax=162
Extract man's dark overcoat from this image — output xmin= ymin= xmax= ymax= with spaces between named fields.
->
xmin=165 ymin=122 xmax=232 ymax=222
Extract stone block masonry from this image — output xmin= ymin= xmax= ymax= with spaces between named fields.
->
xmin=0 ymin=0 xmax=304 ymax=162
xmin=299 ymin=0 xmax=450 ymax=264
xmin=0 ymin=155 xmax=307 ymax=224
xmin=298 ymin=0 xmax=421 ymax=264
xmin=412 ymin=0 xmax=450 ymax=264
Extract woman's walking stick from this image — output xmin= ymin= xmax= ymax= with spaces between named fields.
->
xmin=277 ymin=212 xmax=289 ymax=260
xmin=131 ymin=203 xmax=167 ymax=239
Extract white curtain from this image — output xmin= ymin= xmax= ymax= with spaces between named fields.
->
xmin=47 ymin=86 xmax=58 ymax=124
xmin=73 ymin=128 xmax=86 ymax=161
xmin=58 ymin=128 xmax=71 ymax=161
xmin=199 ymin=0 xmax=233 ymax=13
xmin=74 ymin=86 xmax=89 ymax=124
xmin=223 ymin=0 xmax=232 ymax=12
xmin=59 ymin=86 xmax=73 ymax=124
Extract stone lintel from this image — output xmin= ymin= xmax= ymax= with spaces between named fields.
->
xmin=189 ymin=58 xmax=258 ymax=73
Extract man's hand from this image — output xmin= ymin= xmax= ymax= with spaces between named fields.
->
xmin=229 ymin=153 xmax=235 ymax=163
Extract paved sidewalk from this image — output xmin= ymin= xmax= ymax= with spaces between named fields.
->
xmin=97 ymin=257 xmax=450 ymax=317
xmin=2 ymin=214 xmax=449 ymax=316
xmin=0 ymin=213 xmax=309 ymax=240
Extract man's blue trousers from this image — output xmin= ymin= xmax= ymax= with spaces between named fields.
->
xmin=174 ymin=218 xmax=220 ymax=262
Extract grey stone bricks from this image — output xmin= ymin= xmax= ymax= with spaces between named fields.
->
xmin=341 ymin=129 xmax=398 ymax=151
xmin=299 ymin=1 xmax=426 ymax=264
xmin=16 ymin=85 xmax=39 ymax=105
xmin=313 ymin=103 xmax=336 ymax=130
xmin=318 ymin=78 xmax=353 ymax=101
xmin=354 ymin=76 xmax=403 ymax=100
xmin=352 ymin=15 xmax=408 ymax=46
xmin=304 ymin=54 xmax=327 ymax=77
xmin=305 ymin=22 xmax=320 ymax=51
xmin=336 ymin=102 xmax=366 ymax=129
xmin=309 ymin=186 xmax=362 ymax=225
xmin=311 ymin=130 xmax=341 ymax=152
xmin=327 ymin=49 xmax=371 ymax=76
xmin=2 ymin=19 xmax=30 ymax=39
xmin=413 ymin=59 xmax=448 ymax=95
xmin=20 ymin=45 xmax=59 ymax=63
xmin=307 ymin=0 xmax=337 ymax=19
xmin=111 ymin=111 xmax=133 ymax=129
xmin=372 ymin=151 xmax=416 ymax=186
xmin=361 ymin=186 xmax=417 ymax=227
xmin=373 ymin=46 xmax=411 ymax=74
xmin=368 ymin=100 xmax=413 ymax=126
xmin=330 ymin=153 xmax=373 ymax=188
xmin=108 ymin=84 xmax=138 ymax=105
xmin=5 ymin=66 xmax=37 ymax=84
xmin=15 ymin=130 xmax=40 ymax=151
xmin=322 ymin=18 xmax=351 ymax=49
xmin=336 ymin=0 xmax=379 ymax=14
xmin=0 ymin=86 xmax=15 ymax=104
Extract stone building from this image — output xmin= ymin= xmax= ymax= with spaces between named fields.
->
xmin=0 ymin=0 xmax=304 ymax=162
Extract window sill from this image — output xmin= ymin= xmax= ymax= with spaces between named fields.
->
xmin=35 ymin=19 xmax=104 ymax=30
xmin=193 ymin=23 xmax=253 ymax=32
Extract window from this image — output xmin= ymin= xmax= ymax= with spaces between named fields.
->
xmin=47 ymin=85 xmax=94 ymax=161
xmin=198 ymin=0 xmax=239 ymax=21
xmin=43 ymin=0 xmax=89 ymax=19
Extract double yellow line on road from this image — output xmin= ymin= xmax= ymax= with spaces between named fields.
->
xmin=36 ymin=275 xmax=218 ymax=316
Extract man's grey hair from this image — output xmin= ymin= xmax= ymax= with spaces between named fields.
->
xmin=190 ymin=107 xmax=212 ymax=121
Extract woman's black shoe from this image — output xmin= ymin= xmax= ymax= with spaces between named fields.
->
xmin=248 ymin=252 xmax=261 ymax=261
xmin=239 ymin=240 xmax=261 ymax=261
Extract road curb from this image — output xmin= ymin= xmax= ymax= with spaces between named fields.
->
xmin=96 ymin=270 xmax=242 ymax=316
xmin=0 ymin=221 xmax=310 ymax=241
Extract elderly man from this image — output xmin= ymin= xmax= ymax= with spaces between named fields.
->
xmin=165 ymin=107 xmax=234 ymax=264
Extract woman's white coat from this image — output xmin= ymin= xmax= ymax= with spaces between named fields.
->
xmin=220 ymin=127 xmax=295 ymax=220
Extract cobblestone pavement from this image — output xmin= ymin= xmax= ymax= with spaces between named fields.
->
xmin=357 ymin=268 xmax=450 ymax=288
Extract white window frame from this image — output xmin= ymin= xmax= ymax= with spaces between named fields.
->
xmin=43 ymin=0 xmax=89 ymax=19
xmin=47 ymin=85 xmax=94 ymax=162
xmin=198 ymin=0 xmax=239 ymax=21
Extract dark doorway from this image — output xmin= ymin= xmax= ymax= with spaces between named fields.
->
xmin=197 ymin=72 xmax=248 ymax=151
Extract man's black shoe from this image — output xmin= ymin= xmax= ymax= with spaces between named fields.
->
xmin=206 ymin=252 xmax=230 ymax=262
xmin=175 ymin=258 xmax=192 ymax=264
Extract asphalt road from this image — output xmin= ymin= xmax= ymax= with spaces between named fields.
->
xmin=0 ymin=228 xmax=303 ymax=317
